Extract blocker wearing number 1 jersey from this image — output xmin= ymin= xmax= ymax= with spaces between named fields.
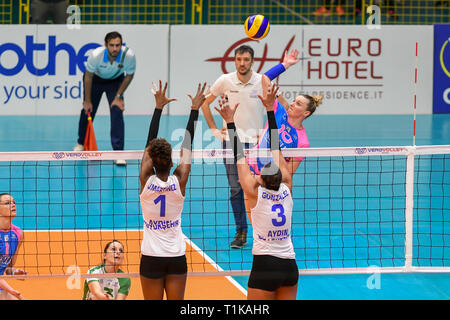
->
xmin=251 ymin=183 xmax=295 ymax=260
xmin=140 ymin=175 xmax=185 ymax=257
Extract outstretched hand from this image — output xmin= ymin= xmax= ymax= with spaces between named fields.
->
xmin=214 ymin=95 xmax=239 ymax=124
xmin=151 ymin=80 xmax=177 ymax=110
xmin=188 ymin=82 xmax=207 ymax=110
xmin=282 ymin=49 xmax=300 ymax=69
xmin=258 ymin=82 xmax=279 ymax=111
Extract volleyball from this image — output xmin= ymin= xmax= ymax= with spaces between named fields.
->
xmin=244 ymin=14 xmax=270 ymax=40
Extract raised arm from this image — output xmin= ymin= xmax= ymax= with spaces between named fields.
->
xmin=257 ymin=77 xmax=292 ymax=191
xmin=264 ymin=48 xmax=300 ymax=81
xmin=282 ymin=49 xmax=300 ymax=70
xmin=140 ymin=81 xmax=177 ymax=193
xmin=173 ymin=82 xmax=207 ymax=194
xmin=214 ymin=96 xmax=259 ymax=199
xmin=264 ymin=49 xmax=299 ymax=110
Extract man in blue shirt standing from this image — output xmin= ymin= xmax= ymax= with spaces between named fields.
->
xmin=74 ymin=31 xmax=136 ymax=165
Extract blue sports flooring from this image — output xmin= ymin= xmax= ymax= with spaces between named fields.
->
xmin=1 ymin=114 xmax=450 ymax=299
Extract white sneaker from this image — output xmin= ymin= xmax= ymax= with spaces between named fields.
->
xmin=114 ymin=159 xmax=127 ymax=166
xmin=73 ymin=143 xmax=84 ymax=151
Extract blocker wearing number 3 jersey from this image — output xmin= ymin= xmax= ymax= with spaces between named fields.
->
xmin=140 ymin=175 xmax=186 ymax=257
xmin=251 ymin=183 xmax=295 ymax=260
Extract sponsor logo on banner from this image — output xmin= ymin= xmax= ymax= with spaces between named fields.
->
xmin=0 ymin=25 xmax=169 ymax=116
xmin=51 ymin=152 xmax=103 ymax=160
xmin=0 ymin=35 xmax=100 ymax=106
xmin=206 ymin=36 xmax=296 ymax=74
xmin=0 ymin=36 xmax=99 ymax=76
xmin=205 ymin=33 xmax=384 ymax=103
xmin=355 ymin=147 xmax=406 ymax=155
xmin=204 ymin=149 xmax=234 ymax=158
xmin=433 ymin=24 xmax=450 ymax=113
xmin=52 ymin=152 xmax=66 ymax=159
xmin=208 ymin=149 xmax=216 ymax=157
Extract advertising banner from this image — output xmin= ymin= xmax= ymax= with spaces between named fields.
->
xmin=433 ymin=24 xmax=450 ymax=114
xmin=170 ymin=25 xmax=433 ymax=115
xmin=0 ymin=25 xmax=169 ymax=115
xmin=0 ymin=25 xmax=434 ymax=116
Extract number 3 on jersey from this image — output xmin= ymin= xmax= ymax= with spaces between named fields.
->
xmin=154 ymin=195 xmax=166 ymax=217
xmin=271 ymin=204 xmax=286 ymax=227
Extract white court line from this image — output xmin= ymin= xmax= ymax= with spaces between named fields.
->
xmin=185 ymin=236 xmax=248 ymax=297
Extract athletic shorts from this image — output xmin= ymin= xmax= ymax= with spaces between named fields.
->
xmin=248 ymin=255 xmax=299 ymax=292
xmin=139 ymin=254 xmax=187 ymax=279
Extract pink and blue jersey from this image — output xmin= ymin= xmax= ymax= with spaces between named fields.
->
xmin=0 ymin=225 xmax=22 ymax=276
xmin=248 ymin=100 xmax=310 ymax=175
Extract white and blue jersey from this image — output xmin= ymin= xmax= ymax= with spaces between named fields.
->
xmin=140 ymin=175 xmax=186 ymax=257
xmin=251 ymin=183 xmax=295 ymax=259
xmin=0 ymin=225 xmax=22 ymax=276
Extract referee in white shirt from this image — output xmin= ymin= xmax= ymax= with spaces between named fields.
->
xmin=201 ymin=45 xmax=263 ymax=248
xmin=74 ymin=31 xmax=136 ymax=165
xmin=201 ymin=44 xmax=298 ymax=248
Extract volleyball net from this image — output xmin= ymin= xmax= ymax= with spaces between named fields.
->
xmin=0 ymin=145 xmax=449 ymax=280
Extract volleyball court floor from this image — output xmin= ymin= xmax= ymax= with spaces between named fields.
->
xmin=1 ymin=114 xmax=450 ymax=300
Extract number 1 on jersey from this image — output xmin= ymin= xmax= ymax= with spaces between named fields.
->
xmin=154 ymin=195 xmax=166 ymax=217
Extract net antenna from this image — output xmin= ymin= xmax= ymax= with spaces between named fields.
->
xmin=413 ymin=42 xmax=418 ymax=147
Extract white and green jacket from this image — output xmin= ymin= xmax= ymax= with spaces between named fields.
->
xmin=82 ymin=264 xmax=131 ymax=300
